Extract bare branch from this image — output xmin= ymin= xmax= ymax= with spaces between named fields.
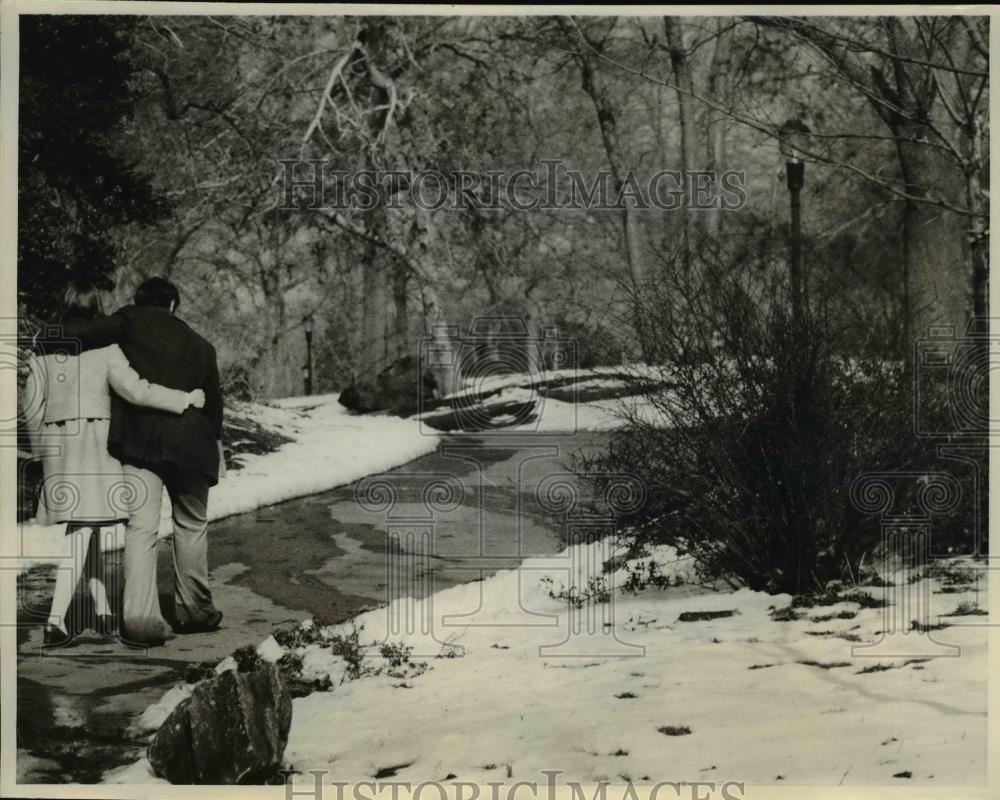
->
xmin=301 ymin=42 xmax=360 ymax=154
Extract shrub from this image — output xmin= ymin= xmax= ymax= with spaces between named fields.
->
xmin=579 ymin=256 xmax=977 ymax=596
xmin=539 ymin=575 xmax=611 ymax=608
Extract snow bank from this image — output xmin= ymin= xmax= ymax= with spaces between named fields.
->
xmin=518 ymin=394 xmax=667 ymax=432
xmin=108 ymin=531 xmax=986 ymax=787
xmin=448 ymin=364 xmax=666 ymax=400
xmin=275 ymin=549 xmax=985 ymax=786
xmin=13 ymin=395 xmax=439 ymax=571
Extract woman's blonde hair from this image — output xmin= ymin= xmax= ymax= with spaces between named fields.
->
xmin=62 ymin=280 xmax=104 ymax=322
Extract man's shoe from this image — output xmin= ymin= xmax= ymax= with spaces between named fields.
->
xmin=171 ymin=610 xmax=223 ymax=634
xmin=121 ymin=635 xmax=166 ymax=650
xmin=120 ymin=619 xmax=168 ymax=648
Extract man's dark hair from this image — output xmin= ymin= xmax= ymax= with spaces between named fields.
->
xmin=134 ymin=277 xmax=180 ymax=310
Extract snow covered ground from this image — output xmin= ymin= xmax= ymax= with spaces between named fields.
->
xmin=447 ymin=364 xmax=665 ymax=400
xmin=514 ymin=390 xmax=667 ymax=432
xmin=419 ymin=383 xmax=668 ymax=433
xmin=110 ymin=543 xmax=988 ymax=787
xmin=22 ymin=375 xmax=987 ymax=788
xmin=11 ymin=395 xmax=439 ymax=571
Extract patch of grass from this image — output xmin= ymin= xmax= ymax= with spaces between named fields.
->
xmin=748 ymin=663 xmax=776 ymax=670
xmin=222 ymin=407 xmax=295 ymax=472
xmin=657 ymin=725 xmax=692 ymax=736
xmin=373 ymin=763 xmax=413 ymax=780
xmin=804 ymin=630 xmax=863 ymax=642
xmin=769 ymin=606 xmax=802 ymax=622
xmin=183 ymin=661 xmax=217 ymax=684
xmin=949 ymin=601 xmax=987 ymax=616
xmin=615 ymin=692 xmax=638 ymax=699
xmin=620 ymin=559 xmax=683 ymax=595
xmin=857 ymin=568 xmax=894 ymax=587
xmin=379 ymin=641 xmax=428 ymax=680
xmin=678 ymin=609 xmax=737 ymax=622
xmin=805 ymin=630 xmax=862 ymax=642
xmin=796 ymin=660 xmax=852 ymax=670
xmin=856 ymin=663 xmax=894 ymax=674
xmin=909 ymin=619 xmax=950 ymax=633
xmin=809 ymin=610 xmax=857 ymax=622
xmin=271 ymin=620 xmax=428 ymax=687
xmin=792 ymin=589 xmax=885 ymax=609
xmin=540 ymin=575 xmax=611 ymax=608
xmin=925 ymin=562 xmax=975 ymax=586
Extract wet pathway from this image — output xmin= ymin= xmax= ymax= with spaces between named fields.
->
xmin=16 ymin=432 xmax=606 ymax=783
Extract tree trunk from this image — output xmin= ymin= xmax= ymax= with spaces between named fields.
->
xmin=571 ymin=30 xmax=645 ymax=290
xmin=421 ymin=285 xmax=457 ymax=396
xmin=571 ymin=37 xmax=652 ymax=360
xmin=663 ymin=17 xmax=695 ymax=257
xmin=358 ymin=18 xmax=394 ymax=377
xmin=361 ymin=240 xmax=390 ymax=377
xmin=392 ymin=261 xmax=410 ymax=361
xmin=702 ymin=25 xmax=729 ymax=240
xmin=896 ymin=120 xmax=969 ymax=340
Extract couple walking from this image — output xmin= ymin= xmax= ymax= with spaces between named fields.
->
xmin=25 ymin=277 xmax=224 ymax=647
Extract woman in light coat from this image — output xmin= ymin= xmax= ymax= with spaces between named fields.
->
xmin=23 ymin=281 xmax=205 ymax=646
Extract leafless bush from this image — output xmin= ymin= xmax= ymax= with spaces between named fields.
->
xmin=579 ymin=252 xmax=946 ymax=595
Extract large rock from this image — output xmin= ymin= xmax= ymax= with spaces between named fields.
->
xmin=148 ymin=662 xmax=292 ymax=784
xmin=339 ymin=355 xmax=438 ymax=416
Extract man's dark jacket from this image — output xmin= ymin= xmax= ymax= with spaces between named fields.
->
xmin=43 ymin=305 xmax=223 ymax=484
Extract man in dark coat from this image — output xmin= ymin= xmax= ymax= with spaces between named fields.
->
xmin=46 ymin=277 xmax=224 ymax=644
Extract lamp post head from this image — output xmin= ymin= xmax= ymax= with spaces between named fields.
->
xmin=304 ymin=315 xmax=314 ymax=336
xmin=779 ymin=118 xmax=811 ymax=164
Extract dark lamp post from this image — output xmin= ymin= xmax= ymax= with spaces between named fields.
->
xmin=303 ymin=315 xmax=314 ymax=396
xmin=779 ymin=118 xmax=811 ymax=328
